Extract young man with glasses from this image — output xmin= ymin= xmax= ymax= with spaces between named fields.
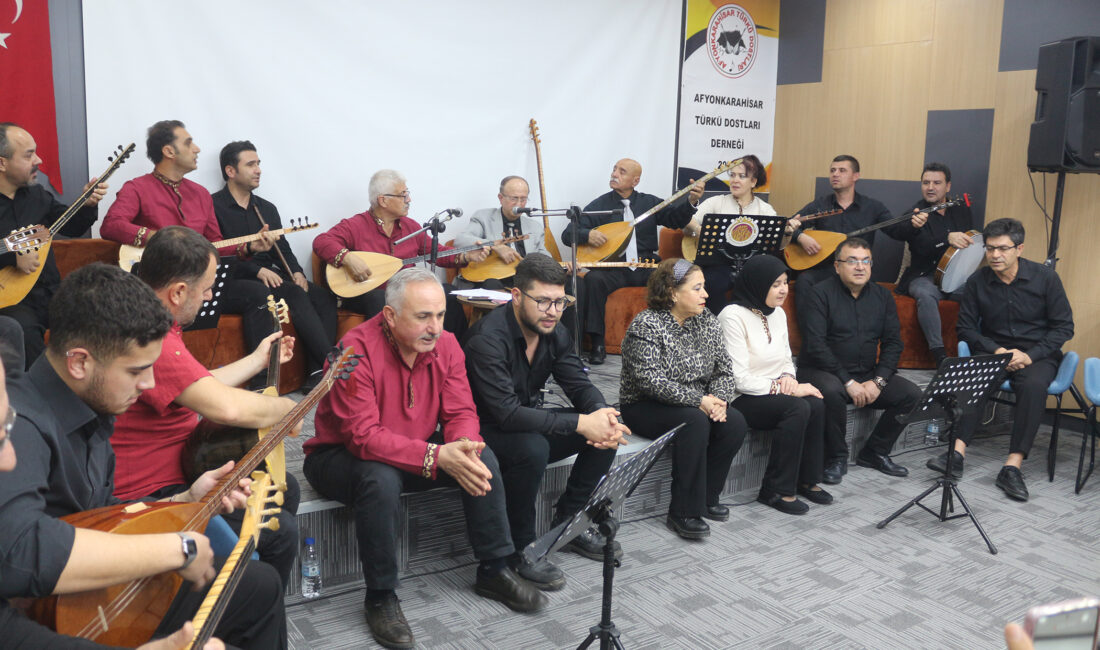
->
xmin=463 ymin=253 xmax=629 ymax=589
xmin=927 ymin=218 xmax=1073 ymax=501
xmin=797 ymin=237 xmax=921 ymax=484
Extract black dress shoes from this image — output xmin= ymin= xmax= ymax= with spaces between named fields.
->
xmin=856 ymin=448 xmax=909 ymax=477
xmin=822 ymin=458 xmax=847 ymax=485
xmin=757 ymin=491 xmax=809 ymax=515
xmin=703 ymin=504 xmax=730 ymax=522
xmin=926 ymin=450 xmax=965 ymax=479
xmin=797 ymin=484 xmax=834 ymax=505
xmin=666 ymin=514 xmax=710 ymax=539
xmin=509 ymin=553 xmax=566 ymax=591
xmin=995 ymin=465 xmax=1029 ymax=501
xmin=364 ymin=592 xmax=415 ymax=649
xmin=474 ymin=566 xmax=548 ymax=612
xmin=560 ymin=524 xmax=623 ymax=561
xmin=588 ymin=343 xmax=607 ymax=365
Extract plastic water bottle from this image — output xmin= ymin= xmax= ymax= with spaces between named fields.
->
xmin=301 ymin=537 xmax=321 ymax=599
xmin=925 ymin=418 xmax=942 ymax=445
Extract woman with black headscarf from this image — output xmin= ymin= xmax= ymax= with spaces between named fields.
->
xmin=718 ymin=255 xmax=830 ymax=514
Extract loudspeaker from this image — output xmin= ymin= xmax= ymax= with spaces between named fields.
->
xmin=1027 ymin=36 xmax=1100 ymax=173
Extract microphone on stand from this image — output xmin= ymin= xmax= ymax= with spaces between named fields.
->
xmin=512 ymin=206 xmax=535 ymax=215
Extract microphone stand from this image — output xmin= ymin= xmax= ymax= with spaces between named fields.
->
xmin=395 ymin=210 xmax=452 ymax=272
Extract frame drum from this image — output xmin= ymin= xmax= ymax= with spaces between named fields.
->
xmin=935 ymin=231 xmax=984 ymax=293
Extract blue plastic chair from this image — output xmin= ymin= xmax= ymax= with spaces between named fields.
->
xmin=206 ymin=515 xmax=260 ymax=561
xmin=1078 ymin=357 xmax=1100 ymax=493
xmin=957 ymin=342 xmax=1085 ymax=483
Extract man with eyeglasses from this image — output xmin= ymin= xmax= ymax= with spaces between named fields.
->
xmin=454 ymin=176 xmax=551 ymax=290
xmin=313 ymin=168 xmax=489 ymax=337
xmin=463 ymin=254 xmax=629 ymax=590
xmin=885 ymin=162 xmax=977 ymax=366
xmin=928 ymin=218 xmax=1073 ymax=502
xmin=797 ymin=237 xmax=921 ymax=484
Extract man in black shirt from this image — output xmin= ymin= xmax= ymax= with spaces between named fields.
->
xmin=886 ymin=162 xmax=977 ymax=366
xmin=464 ymin=254 xmax=628 ymax=589
xmin=0 ymin=123 xmax=107 ymax=368
xmin=560 ymin=158 xmax=692 ymax=364
xmin=788 ymin=155 xmax=891 ymax=313
xmin=929 ymin=218 xmax=1073 ymax=501
xmin=797 ymin=237 xmax=921 ymax=484
xmin=212 ymin=141 xmax=337 ymax=389
xmin=0 ymin=264 xmax=286 ymax=648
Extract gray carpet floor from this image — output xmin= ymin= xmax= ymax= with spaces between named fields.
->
xmin=285 ymin=354 xmax=1100 ymax=649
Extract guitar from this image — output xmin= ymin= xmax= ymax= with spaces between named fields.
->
xmin=575 ymin=158 xmax=743 ymax=264
xmin=118 ymin=218 xmax=318 ymax=272
xmin=186 ymin=471 xmax=282 ymax=649
xmin=326 ymin=235 xmax=528 ymax=298
xmin=182 ymin=296 xmax=290 ymax=485
xmin=681 ymin=208 xmax=842 ymax=261
xmin=28 ymin=347 xmax=358 ymax=646
xmin=783 ymin=194 xmax=972 ymax=270
xmin=0 ymin=144 xmax=135 ymax=309
xmin=529 ymin=119 xmax=562 ymax=262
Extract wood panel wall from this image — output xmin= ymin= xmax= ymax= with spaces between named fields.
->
xmin=772 ymin=0 xmax=1100 ymax=391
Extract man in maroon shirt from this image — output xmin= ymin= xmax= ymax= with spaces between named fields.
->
xmin=304 ymin=268 xmax=545 ymax=649
xmin=312 ymin=168 xmax=488 ymax=337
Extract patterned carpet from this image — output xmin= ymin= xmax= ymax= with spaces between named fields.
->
xmin=285 ymin=354 xmax=1100 ymax=649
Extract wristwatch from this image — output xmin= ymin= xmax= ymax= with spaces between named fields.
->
xmin=178 ymin=532 xmax=198 ymax=569
xmin=873 ymin=376 xmax=887 ymax=389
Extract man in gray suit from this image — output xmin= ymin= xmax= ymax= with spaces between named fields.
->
xmin=455 ymin=175 xmax=550 ymax=290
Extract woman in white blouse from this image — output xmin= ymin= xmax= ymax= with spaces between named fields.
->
xmin=718 ymin=255 xmax=830 ymax=515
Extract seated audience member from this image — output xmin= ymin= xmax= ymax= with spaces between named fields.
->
xmin=682 ymin=154 xmax=778 ymax=314
xmin=560 ymin=158 xmax=693 ymax=365
xmin=304 ymin=268 xmax=545 ymax=649
xmin=212 ymin=140 xmax=337 ymax=389
xmin=928 ymin=218 xmax=1073 ymax=502
xmin=885 ymin=162 xmax=976 ymax=366
xmin=0 ymin=122 xmax=107 ymax=368
xmin=0 ymin=264 xmax=285 ymax=648
xmin=464 ymin=253 xmax=628 ymax=590
xmin=718 ymin=255 xmax=830 ymax=515
xmin=312 ymin=169 xmax=488 ymax=338
xmin=110 ymin=226 xmax=302 ymax=590
xmin=619 ymin=259 xmax=746 ymax=540
xmin=454 ymin=175 xmax=551 ymax=290
xmin=797 ymin=237 xmax=921 ymax=484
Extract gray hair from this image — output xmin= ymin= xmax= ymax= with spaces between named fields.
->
xmin=0 ymin=123 xmax=20 ymax=158
xmin=368 ymin=169 xmax=406 ymax=207
xmin=385 ymin=267 xmax=442 ymax=311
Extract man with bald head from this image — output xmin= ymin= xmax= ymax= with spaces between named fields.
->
xmin=561 ymin=159 xmax=692 ymax=364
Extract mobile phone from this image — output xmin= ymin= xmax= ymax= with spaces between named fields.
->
xmin=1024 ymin=597 xmax=1100 ymax=649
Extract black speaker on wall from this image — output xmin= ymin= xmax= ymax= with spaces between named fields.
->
xmin=1027 ymin=36 xmax=1100 ymax=173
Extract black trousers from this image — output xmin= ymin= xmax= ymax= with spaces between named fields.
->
xmin=793 ymin=265 xmax=835 ymax=315
xmin=341 ymin=282 xmax=469 ymax=338
xmin=303 ymin=443 xmax=514 ymax=591
xmin=700 ymin=263 xmax=734 ymax=315
xmin=955 ymin=355 xmax=1060 ymax=457
xmin=481 ymin=411 xmax=616 ymax=550
xmin=621 ymin=401 xmax=746 ymax=517
xmin=219 ymin=277 xmax=337 ymax=373
xmin=152 ymin=473 xmax=301 ymax=591
xmin=733 ymin=393 xmax=825 ymax=496
xmin=580 ymin=267 xmax=651 ymax=339
xmin=0 ymin=303 xmax=45 ymax=370
xmin=797 ymin=367 xmax=921 ymax=460
xmin=155 ymin=556 xmax=286 ymax=649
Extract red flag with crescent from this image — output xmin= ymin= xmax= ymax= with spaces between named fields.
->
xmin=0 ymin=0 xmax=63 ymax=193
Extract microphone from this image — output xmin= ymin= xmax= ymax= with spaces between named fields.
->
xmin=443 ymin=207 xmax=463 ymax=218
xmin=512 ymin=207 xmax=535 ymax=215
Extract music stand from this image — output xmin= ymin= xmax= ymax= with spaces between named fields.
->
xmin=876 ymin=354 xmax=1011 ymax=555
xmin=525 ymin=424 xmax=683 ymax=650
xmin=693 ymin=213 xmax=786 ymax=276
xmin=183 ymin=257 xmax=235 ymax=331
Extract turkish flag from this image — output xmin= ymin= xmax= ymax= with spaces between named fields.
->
xmin=0 ymin=0 xmax=63 ymax=193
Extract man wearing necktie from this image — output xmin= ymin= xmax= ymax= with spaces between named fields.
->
xmin=560 ymin=159 xmax=693 ymax=364
xmin=455 ymin=176 xmax=549 ymax=291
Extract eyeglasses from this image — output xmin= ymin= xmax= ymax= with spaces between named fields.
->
xmin=502 ymin=195 xmax=529 ymax=203
xmin=382 ymin=190 xmax=411 ymax=200
xmin=984 ymin=244 xmax=1019 ymax=254
xmin=521 ymin=290 xmax=575 ymax=313
xmin=838 ymin=258 xmax=873 ymax=267
xmin=0 ymin=406 xmax=14 ymax=452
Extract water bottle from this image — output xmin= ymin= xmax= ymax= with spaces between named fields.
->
xmin=924 ymin=418 xmax=941 ymax=445
xmin=301 ymin=537 xmax=321 ymax=599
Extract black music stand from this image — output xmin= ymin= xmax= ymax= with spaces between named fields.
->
xmin=693 ymin=213 xmax=786 ymax=276
xmin=525 ymin=424 xmax=683 ymax=650
xmin=185 ymin=258 xmax=235 ymax=331
xmin=876 ymin=354 xmax=1011 ymax=555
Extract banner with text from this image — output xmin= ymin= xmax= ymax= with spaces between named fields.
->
xmin=675 ymin=0 xmax=779 ymax=195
